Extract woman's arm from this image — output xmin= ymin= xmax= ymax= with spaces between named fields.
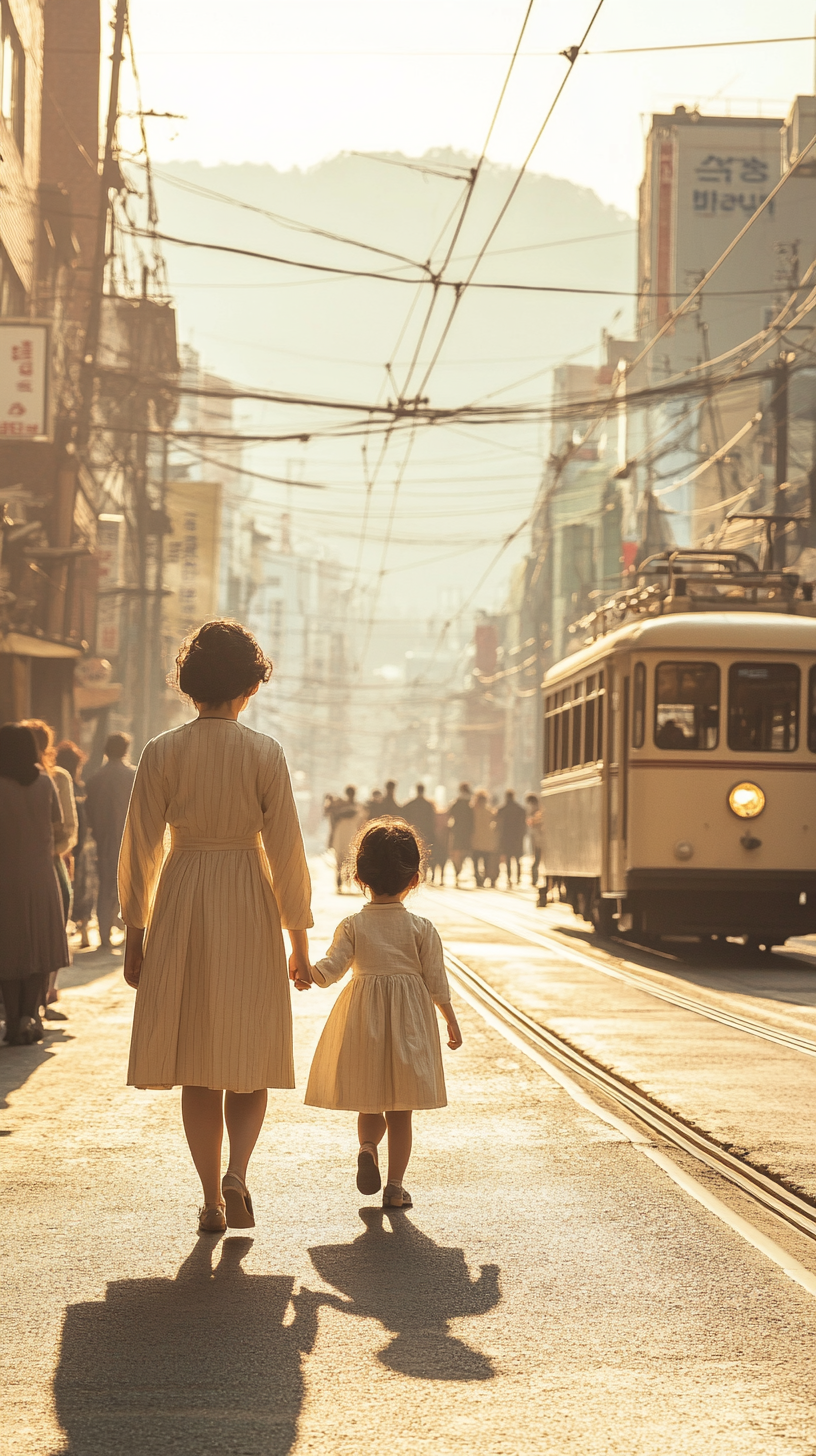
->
xmin=123 ymin=926 xmax=145 ymax=988
xmin=287 ymin=928 xmax=312 ymax=989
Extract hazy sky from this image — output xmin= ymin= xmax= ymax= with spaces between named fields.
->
xmin=120 ymin=1 xmax=816 ymax=213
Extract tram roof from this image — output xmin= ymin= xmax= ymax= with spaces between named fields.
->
xmin=543 ymin=611 xmax=816 ymax=684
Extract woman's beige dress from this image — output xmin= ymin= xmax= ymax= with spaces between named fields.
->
xmin=305 ymin=903 xmax=450 ymax=1113
xmin=119 ymin=719 xmax=313 ymax=1093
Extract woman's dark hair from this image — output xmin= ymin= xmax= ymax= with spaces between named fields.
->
xmin=56 ymin=739 xmax=87 ymax=780
xmin=21 ymin=717 xmax=55 ymax=770
xmin=353 ymin=818 xmax=422 ymax=897
xmin=0 ymin=723 xmax=40 ymax=786
xmin=174 ymin=619 xmax=272 ymax=707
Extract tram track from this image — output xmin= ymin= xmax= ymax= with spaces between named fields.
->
xmin=433 ymin=890 xmax=816 ymax=1060
xmin=443 ymin=946 xmax=816 ymax=1253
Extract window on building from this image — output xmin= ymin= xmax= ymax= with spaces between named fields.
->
xmin=0 ymin=1 xmax=24 ymax=155
xmin=728 ymin=662 xmax=799 ymax=752
xmin=655 ymin=662 xmax=719 ymax=750
xmin=632 ymin=662 xmax=646 ymax=747
xmin=0 ymin=240 xmax=25 ymax=316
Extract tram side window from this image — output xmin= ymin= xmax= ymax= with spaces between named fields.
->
xmin=572 ymin=692 xmax=583 ymax=765
xmin=654 ymin=662 xmax=719 ymax=750
xmin=728 ymin=663 xmax=799 ymax=752
xmin=810 ymin=667 xmax=816 ymax=753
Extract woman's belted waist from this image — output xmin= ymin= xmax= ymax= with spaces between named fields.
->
xmin=170 ymin=830 xmax=262 ymax=852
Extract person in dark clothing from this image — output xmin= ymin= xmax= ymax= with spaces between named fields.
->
xmin=85 ymin=732 xmax=136 ymax=950
xmin=525 ymin=792 xmax=543 ymax=890
xmin=495 ymin=789 xmax=527 ymax=887
xmin=379 ymin=780 xmax=402 ymax=818
xmin=401 ymin=783 xmax=437 ymax=866
xmin=447 ymin=782 xmax=474 ymax=887
xmin=364 ymin=789 xmax=384 ymax=820
xmin=57 ymin=740 xmax=92 ymax=950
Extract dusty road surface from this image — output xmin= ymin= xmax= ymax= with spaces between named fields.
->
xmin=3 ymin=861 xmax=816 ymax=1455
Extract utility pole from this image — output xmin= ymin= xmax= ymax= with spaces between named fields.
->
xmin=769 ymin=351 xmax=792 ymax=569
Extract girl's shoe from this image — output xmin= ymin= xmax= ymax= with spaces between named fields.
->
xmin=198 ymin=1203 xmax=227 ymax=1233
xmin=383 ymin=1183 xmax=413 ymax=1209
xmin=222 ymin=1172 xmax=255 ymax=1228
xmin=357 ymin=1144 xmax=381 ymax=1195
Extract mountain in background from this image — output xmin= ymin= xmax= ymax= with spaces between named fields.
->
xmin=152 ymin=151 xmax=636 ymax=619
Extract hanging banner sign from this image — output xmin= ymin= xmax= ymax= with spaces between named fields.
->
xmin=0 ymin=321 xmax=51 ymax=441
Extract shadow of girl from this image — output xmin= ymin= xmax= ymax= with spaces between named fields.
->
xmin=309 ymin=1209 xmax=500 ymax=1381
xmin=52 ymin=1236 xmax=319 ymax=1455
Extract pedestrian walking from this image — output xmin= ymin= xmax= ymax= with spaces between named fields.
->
xmin=56 ymin=741 xmax=94 ymax=950
xmin=401 ymin=782 xmax=436 ymax=855
xmin=364 ymin=788 xmax=384 ymax=819
xmin=0 ymin=724 xmax=68 ymax=1045
xmin=495 ymin=789 xmax=527 ymax=887
xmin=430 ymin=801 xmax=449 ymax=884
xmin=23 ymin=719 xmax=78 ymax=922
xmin=299 ymin=819 xmax=462 ymax=1209
xmin=329 ymin=785 xmax=365 ymax=891
xmin=471 ymin=789 xmax=498 ymax=887
xmin=447 ymin=782 xmax=474 ymax=886
xmin=119 ymin=620 xmax=313 ymax=1235
xmin=380 ymin=779 xmax=402 ymax=817
xmin=525 ymin=793 xmax=543 ymax=889
xmin=85 ymin=733 xmax=136 ymax=950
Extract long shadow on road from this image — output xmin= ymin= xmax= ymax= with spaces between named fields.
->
xmin=52 ymin=1236 xmax=317 ymax=1456
xmin=309 ymin=1208 xmax=500 ymax=1380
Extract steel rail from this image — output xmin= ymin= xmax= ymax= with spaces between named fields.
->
xmin=433 ymin=891 xmax=816 ymax=1059
xmin=443 ymin=948 xmax=816 ymax=1243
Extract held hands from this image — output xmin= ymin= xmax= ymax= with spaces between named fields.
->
xmin=288 ymin=949 xmax=313 ymax=992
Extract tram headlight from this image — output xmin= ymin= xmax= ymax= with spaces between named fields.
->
xmin=728 ymin=782 xmax=765 ymax=819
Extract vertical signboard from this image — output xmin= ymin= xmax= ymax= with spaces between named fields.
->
xmin=656 ymin=139 xmax=676 ymax=323
xmin=163 ymin=480 xmax=222 ymax=652
xmin=0 ymin=321 xmax=50 ymax=440
xmin=96 ymin=513 xmax=124 ymax=656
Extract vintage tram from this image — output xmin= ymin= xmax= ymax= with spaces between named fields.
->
xmin=540 ymin=550 xmax=816 ymax=945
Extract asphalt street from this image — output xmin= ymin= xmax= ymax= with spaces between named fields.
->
xmin=3 ymin=861 xmax=816 ymax=1455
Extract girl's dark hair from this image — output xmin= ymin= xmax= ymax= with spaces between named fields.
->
xmin=0 ymin=723 xmax=40 ymax=786
xmin=174 ymin=619 xmax=272 ymax=707
xmin=353 ymin=818 xmax=422 ymax=896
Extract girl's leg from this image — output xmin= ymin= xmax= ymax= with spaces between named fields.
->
xmin=181 ymin=1086 xmax=224 ymax=1206
xmin=358 ymin=1111 xmax=386 ymax=1155
xmin=384 ymin=1110 xmax=413 ymax=1187
xmin=224 ymin=1089 xmax=268 ymax=1183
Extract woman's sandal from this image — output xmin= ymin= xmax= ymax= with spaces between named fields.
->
xmin=222 ymin=1172 xmax=255 ymax=1228
xmin=357 ymin=1143 xmax=382 ymax=1195
xmin=198 ymin=1203 xmax=227 ymax=1234
xmin=382 ymin=1183 xmax=413 ymax=1209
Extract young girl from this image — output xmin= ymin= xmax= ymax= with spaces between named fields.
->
xmin=298 ymin=819 xmax=462 ymax=1208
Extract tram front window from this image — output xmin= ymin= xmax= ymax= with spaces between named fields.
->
xmin=654 ymin=662 xmax=719 ymax=750
xmin=728 ymin=662 xmax=799 ymax=752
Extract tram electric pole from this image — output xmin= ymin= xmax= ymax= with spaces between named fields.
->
xmin=769 ymin=352 xmax=792 ymax=569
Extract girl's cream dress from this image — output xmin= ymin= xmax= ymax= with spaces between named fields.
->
xmin=305 ymin=902 xmax=450 ymax=1112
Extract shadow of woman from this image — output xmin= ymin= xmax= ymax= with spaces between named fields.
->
xmin=309 ymin=1209 xmax=500 ymax=1381
xmin=52 ymin=1236 xmax=319 ymax=1455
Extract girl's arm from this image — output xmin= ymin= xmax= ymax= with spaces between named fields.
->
xmin=433 ymin=998 xmax=463 ymax=1050
xmin=309 ymin=919 xmax=355 ymax=988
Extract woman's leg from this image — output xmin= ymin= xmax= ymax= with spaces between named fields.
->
xmin=384 ymin=1110 xmax=413 ymax=1187
xmin=224 ymin=1089 xmax=268 ymax=1184
xmin=1 ymin=980 xmax=21 ymax=1040
xmin=181 ymin=1086 xmax=224 ymax=1206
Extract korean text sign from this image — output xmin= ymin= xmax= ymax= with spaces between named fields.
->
xmin=0 ymin=322 xmax=50 ymax=441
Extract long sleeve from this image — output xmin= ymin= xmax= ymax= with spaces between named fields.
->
xmin=311 ymin=918 xmax=355 ymax=987
xmin=53 ymin=769 xmax=78 ymax=855
xmin=261 ymin=745 xmax=313 ymax=930
xmin=417 ymin=918 xmax=450 ymax=1001
xmin=118 ymin=739 xmax=169 ymax=929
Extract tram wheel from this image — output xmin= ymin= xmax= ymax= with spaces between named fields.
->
xmin=590 ymin=886 xmax=615 ymax=938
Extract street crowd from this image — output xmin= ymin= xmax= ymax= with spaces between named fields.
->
xmin=0 ymin=719 xmax=136 ymax=1045
xmin=323 ymin=780 xmax=543 ymax=892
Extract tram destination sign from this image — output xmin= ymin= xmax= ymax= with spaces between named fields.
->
xmin=0 ymin=320 xmax=51 ymax=442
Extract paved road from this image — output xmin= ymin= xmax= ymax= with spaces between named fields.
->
xmin=3 ymin=863 xmax=816 ymax=1454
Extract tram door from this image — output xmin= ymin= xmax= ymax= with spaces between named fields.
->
xmin=604 ymin=662 xmax=629 ymax=895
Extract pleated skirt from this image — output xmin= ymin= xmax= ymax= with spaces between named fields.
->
xmin=305 ymin=972 xmax=447 ymax=1113
xmin=127 ymin=846 xmax=294 ymax=1093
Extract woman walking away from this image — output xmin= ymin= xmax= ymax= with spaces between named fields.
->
xmin=0 ymin=724 xmax=68 ymax=1045
xmin=56 ymin=740 xmax=92 ymax=951
xmin=300 ymin=819 xmax=462 ymax=1209
xmin=119 ymin=620 xmax=313 ymax=1234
